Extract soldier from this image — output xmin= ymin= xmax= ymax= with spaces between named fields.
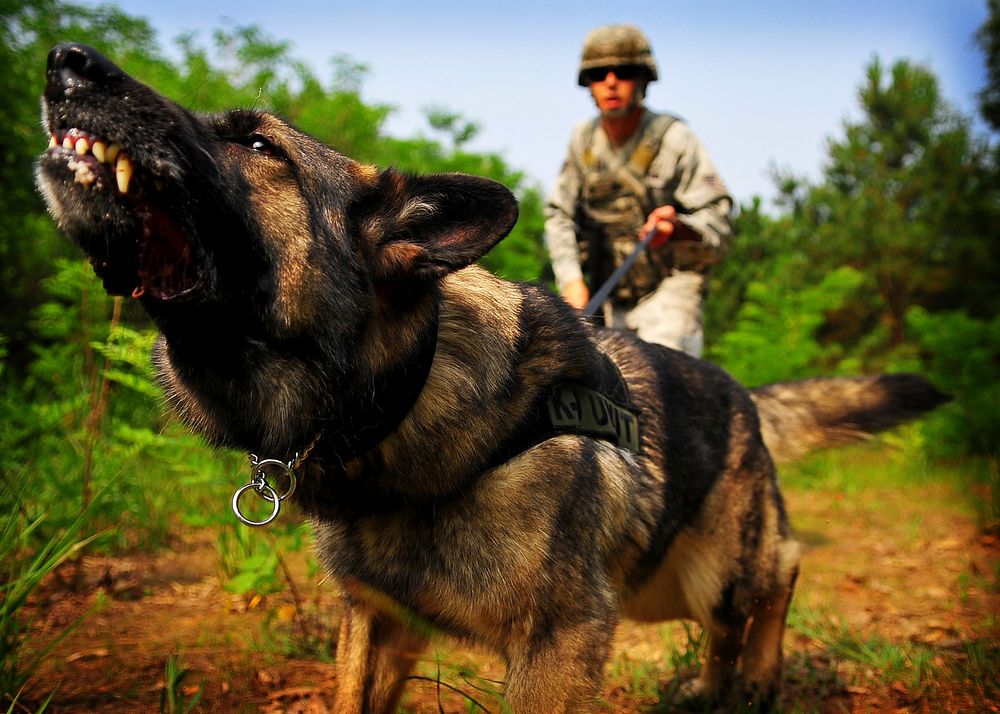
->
xmin=545 ymin=24 xmax=733 ymax=357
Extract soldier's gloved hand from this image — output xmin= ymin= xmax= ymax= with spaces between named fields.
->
xmin=561 ymin=278 xmax=590 ymax=311
xmin=642 ymin=205 xmax=679 ymax=248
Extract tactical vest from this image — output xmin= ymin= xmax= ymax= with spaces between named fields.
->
xmin=575 ymin=113 xmax=678 ymax=304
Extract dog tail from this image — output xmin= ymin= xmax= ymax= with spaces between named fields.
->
xmin=750 ymin=373 xmax=951 ymax=465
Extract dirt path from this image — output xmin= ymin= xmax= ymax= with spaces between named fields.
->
xmin=22 ymin=477 xmax=1000 ymax=713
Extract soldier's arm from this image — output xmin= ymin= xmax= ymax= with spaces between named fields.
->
xmin=648 ymin=123 xmax=733 ymax=263
xmin=544 ymin=137 xmax=587 ymax=292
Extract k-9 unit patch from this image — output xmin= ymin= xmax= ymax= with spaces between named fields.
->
xmin=547 ymin=383 xmax=640 ymax=453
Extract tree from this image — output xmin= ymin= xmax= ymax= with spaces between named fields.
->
xmin=707 ymin=50 xmax=999 ymax=458
xmin=709 ymin=52 xmax=999 ymax=370
xmin=424 ymin=106 xmax=481 ymax=150
xmin=819 ymin=61 xmax=992 ymax=342
xmin=977 ymin=0 xmax=1000 ymax=131
xmin=743 ymin=59 xmax=1000 ymax=360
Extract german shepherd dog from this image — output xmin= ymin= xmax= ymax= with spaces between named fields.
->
xmin=37 ymin=44 xmax=948 ymax=712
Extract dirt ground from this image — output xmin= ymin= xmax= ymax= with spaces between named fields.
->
xmin=20 ymin=477 xmax=1000 ymax=713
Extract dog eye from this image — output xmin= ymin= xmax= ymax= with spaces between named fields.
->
xmin=235 ymin=133 xmax=283 ymax=158
xmin=248 ymin=134 xmax=276 ymax=155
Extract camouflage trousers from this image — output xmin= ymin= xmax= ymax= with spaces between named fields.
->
xmin=602 ymin=270 xmax=706 ymax=357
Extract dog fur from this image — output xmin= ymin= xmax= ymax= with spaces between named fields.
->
xmin=37 ymin=43 xmax=949 ymax=712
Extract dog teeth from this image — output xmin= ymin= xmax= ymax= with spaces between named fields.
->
xmin=50 ymin=129 xmax=141 ymax=195
xmin=115 ymin=154 xmax=132 ymax=194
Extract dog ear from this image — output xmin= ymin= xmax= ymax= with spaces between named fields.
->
xmin=365 ymin=170 xmax=519 ymax=282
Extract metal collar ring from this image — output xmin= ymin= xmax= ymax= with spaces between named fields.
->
xmin=230 ymin=454 xmax=299 ymax=527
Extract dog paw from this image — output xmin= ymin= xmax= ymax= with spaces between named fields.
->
xmin=739 ymin=680 xmax=779 ymax=712
xmin=676 ymin=676 xmax=710 ymax=701
xmin=674 ymin=676 xmax=727 ymax=711
xmin=673 ymin=677 xmax=775 ymax=713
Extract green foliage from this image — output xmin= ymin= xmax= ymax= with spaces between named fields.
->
xmin=977 ymin=0 xmax=1000 ymax=131
xmin=788 ymin=606 xmax=937 ymax=690
xmin=952 ymin=640 xmax=1000 ymax=706
xmin=425 ymin=106 xmax=481 ymax=150
xmin=711 ymin=259 xmax=864 ymax=386
xmin=0 ymin=476 xmax=103 ymax=708
xmin=705 ymin=51 xmax=997 ymax=477
xmin=215 ymin=520 xmax=308 ymax=597
xmin=160 ymin=654 xmax=203 ymax=714
xmin=3 ymin=259 xmax=237 ymax=554
xmin=796 ymin=59 xmax=999 ymax=349
xmin=904 ymin=308 xmax=1000 ymax=460
xmin=705 ymin=197 xmax=791 ymax=344
xmin=212 ymin=520 xmax=340 ymax=659
xmin=0 ymin=0 xmax=162 ymax=370
xmin=711 ymin=55 xmax=999 ymax=396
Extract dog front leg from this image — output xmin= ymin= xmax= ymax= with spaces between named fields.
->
xmin=333 ymin=599 xmax=428 ymax=714
xmin=503 ymin=617 xmax=616 ymax=713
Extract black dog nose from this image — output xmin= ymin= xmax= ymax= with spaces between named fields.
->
xmin=46 ymin=43 xmax=124 ymax=100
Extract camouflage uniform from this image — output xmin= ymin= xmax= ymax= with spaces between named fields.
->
xmin=545 ymin=25 xmax=733 ymax=357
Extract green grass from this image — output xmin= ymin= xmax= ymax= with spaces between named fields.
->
xmin=788 ymin=605 xmax=937 ymax=690
xmin=782 ymin=438 xmax=999 ymax=537
xmin=0 ymin=477 xmax=109 ymax=710
xmin=953 ymin=639 xmax=1000 ymax=703
xmin=160 ymin=654 xmax=203 ymax=714
xmin=608 ymin=655 xmax=665 ymax=700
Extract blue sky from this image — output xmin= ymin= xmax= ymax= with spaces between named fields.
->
xmin=78 ymin=0 xmax=990 ymax=208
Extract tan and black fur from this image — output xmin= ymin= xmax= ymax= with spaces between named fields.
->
xmin=37 ymin=44 xmax=949 ymax=712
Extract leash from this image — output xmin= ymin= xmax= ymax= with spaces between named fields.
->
xmin=582 ymin=228 xmax=656 ymax=317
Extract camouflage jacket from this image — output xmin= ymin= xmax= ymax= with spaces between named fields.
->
xmin=544 ymin=108 xmax=733 ymax=294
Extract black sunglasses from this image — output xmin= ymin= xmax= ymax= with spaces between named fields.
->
xmin=582 ymin=65 xmax=645 ymax=84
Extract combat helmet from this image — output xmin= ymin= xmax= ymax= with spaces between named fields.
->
xmin=577 ymin=24 xmax=658 ymax=86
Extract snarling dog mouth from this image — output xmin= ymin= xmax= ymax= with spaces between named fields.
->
xmin=37 ymin=44 xmax=204 ymax=301
xmin=48 ymin=128 xmax=133 ymax=193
